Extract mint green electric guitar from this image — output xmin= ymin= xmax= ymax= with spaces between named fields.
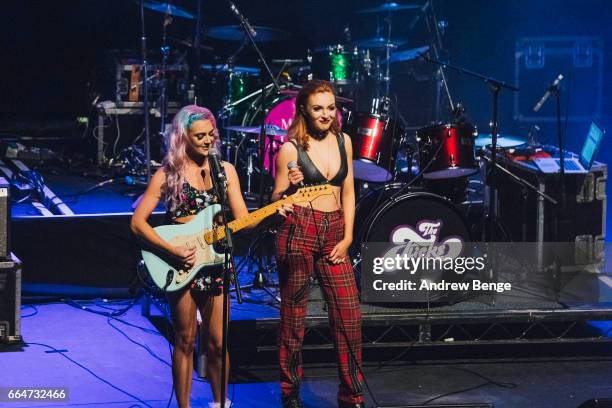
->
xmin=141 ymin=184 xmax=332 ymax=292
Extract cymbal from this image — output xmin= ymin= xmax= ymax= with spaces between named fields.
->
xmin=355 ymin=37 xmax=406 ymax=49
xmin=142 ymin=1 xmax=195 ymax=19
xmin=475 ymin=134 xmax=527 ymax=148
xmin=207 ymin=25 xmax=287 ymax=42
xmin=355 ymin=2 xmax=420 ymax=14
xmin=272 ymin=59 xmax=305 ymax=65
xmin=168 ymin=36 xmax=214 ymax=51
xmin=385 ymin=45 xmax=429 ymax=63
xmin=279 ymin=89 xmax=354 ymax=104
xmin=225 ymin=125 xmax=288 ymax=137
xmin=201 ymin=64 xmax=261 ymax=75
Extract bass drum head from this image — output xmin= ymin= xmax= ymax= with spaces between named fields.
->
xmin=353 ymin=183 xmax=471 ymax=304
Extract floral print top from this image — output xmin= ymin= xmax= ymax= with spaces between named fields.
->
xmin=166 ymin=181 xmax=222 ymax=294
xmin=169 ymin=181 xmax=218 ymax=220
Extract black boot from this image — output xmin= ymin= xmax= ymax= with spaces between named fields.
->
xmin=281 ymin=394 xmax=303 ymax=408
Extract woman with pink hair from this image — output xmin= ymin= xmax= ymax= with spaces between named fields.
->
xmin=131 ymin=105 xmax=251 ymax=408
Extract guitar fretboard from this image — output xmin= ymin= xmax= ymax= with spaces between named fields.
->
xmin=203 ymin=185 xmax=331 ymax=244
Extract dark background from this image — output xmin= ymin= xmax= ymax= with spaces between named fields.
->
xmin=1 ymin=0 xmax=611 ymax=162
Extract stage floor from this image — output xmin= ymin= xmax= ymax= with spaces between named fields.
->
xmin=3 ymin=299 xmax=612 ymax=408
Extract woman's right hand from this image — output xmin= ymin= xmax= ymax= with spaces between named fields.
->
xmin=288 ymin=166 xmax=304 ymax=187
xmin=172 ymin=244 xmax=197 ymax=270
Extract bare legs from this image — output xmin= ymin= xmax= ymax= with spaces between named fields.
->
xmin=199 ymin=293 xmax=230 ymax=403
xmin=169 ymin=289 xmax=229 ymax=407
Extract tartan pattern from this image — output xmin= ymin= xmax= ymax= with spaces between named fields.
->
xmin=276 ymin=205 xmax=364 ymax=404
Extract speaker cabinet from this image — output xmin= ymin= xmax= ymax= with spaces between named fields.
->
xmin=0 ymin=177 xmax=10 ymax=260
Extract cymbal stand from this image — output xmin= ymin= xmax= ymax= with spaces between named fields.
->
xmin=158 ymin=8 xmax=172 ymax=151
xmin=139 ymin=0 xmax=152 ymax=182
xmin=219 ymin=38 xmax=249 ymax=161
xmin=235 ymin=228 xmax=280 ymax=303
xmin=383 ymin=11 xmax=393 ymax=96
xmin=422 ymin=1 xmax=454 ymax=121
xmin=193 ymin=0 xmax=203 ymax=104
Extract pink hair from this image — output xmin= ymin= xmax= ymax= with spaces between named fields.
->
xmin=163 ymin=105 xmax=219 ymax=212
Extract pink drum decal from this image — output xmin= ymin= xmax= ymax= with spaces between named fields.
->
xmin=262 ymin=98 xmax=295 ymax=176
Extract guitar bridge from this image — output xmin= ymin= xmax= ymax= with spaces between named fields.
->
xmin=176 ymin=270 xmax=188 ymax=283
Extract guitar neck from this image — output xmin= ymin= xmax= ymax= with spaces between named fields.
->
xmin=203 ymin=196 xmax=292 ymax=244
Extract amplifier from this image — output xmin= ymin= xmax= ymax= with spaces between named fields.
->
xmin=114 ymin=63 xmax=189 ymax=104
xmin=0 ymin=177 xmax=10 ymax=260
xmin=0 ymin=254 xmax=21 ymax=344
xmin=106 ymin=50 xmax=190 ymax=105
xmin=496 ymin=157 xmax=606 ymax=265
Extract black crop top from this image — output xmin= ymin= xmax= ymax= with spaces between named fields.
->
xmin=290 ymin=133 xmax=348 ymax=186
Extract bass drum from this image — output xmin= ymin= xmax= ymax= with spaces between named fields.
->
xmin=353 ymin=183 xmax=472 ymax=303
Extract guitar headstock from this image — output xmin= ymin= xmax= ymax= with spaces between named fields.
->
xmin=293 ymin=184 xmax=333 ymax=202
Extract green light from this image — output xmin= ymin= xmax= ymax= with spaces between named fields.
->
xmin=331 ymin=53 xmax=350 ymax=81
xmin=230 ymin=76 xmax=246 ymax=100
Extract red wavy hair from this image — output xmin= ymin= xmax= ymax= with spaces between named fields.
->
xmin=287 ymin=79 xmax=340 ymax=150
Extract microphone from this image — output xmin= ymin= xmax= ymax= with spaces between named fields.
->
xmin=208 ymin=147 xmax=227 ymax=192
xmin=533 ymin=74 xmax=564 ymax=112
xmin=228 ymin=1 xmax=257 ymax=38
xmin=287 ymin=161 xmax=304 ymax=187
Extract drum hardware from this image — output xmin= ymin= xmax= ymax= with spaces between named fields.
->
xmin=167 ymin=36 xmax=214 ymax=52
xmin=417 ymin=52 xmax=519 ymax=242
xmin=234 ymin=228 xmax=280 ymax=302
xmin=156 ymin=7 xmax=174 ymax=157
xmin=206 ymin=25 xmax=288 ymax=43
xmin=272 ymin=59 xmax=305 ymax=65
xmin=344 ymin=110 xmax=404 ymax=183
xmin=354 ymin=37 xmax=407 ymax=49
xmin=137 ymin=0 xmax=153 ymax=182
xmin=355 ymin=2 xmax=421 ymax=14
xmin=353 ymin=2 xmax=420 ymax=99
xmin=142 ymin=1 xmax=195 ymax=19
xmin=416 ymin=123 xmax=479 ymax=179
xmin=384 ymin=45 xmax=430 ymax=64
xmin=475 ymin=133 xmax=527 ymax=149
xmin=224 ymin=125 xmax=287 ymax=137
xmin=310 ymin=44 xmax=363 ymax=87
xmin=279 ymin=89 xmax=355 ymax=104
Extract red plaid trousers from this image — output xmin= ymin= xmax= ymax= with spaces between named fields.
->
xmin=276 ymin=204 xmax=364 ymax=405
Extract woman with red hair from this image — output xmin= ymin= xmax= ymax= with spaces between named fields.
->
xmin=272 ymin=80 xmax=364 ymax=408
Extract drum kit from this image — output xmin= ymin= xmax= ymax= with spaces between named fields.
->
xmin=135 ymin=1 xmax=526 ymax=264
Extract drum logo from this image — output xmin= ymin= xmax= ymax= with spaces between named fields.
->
xmin=389 ymin=219 xmax=463 ymax=259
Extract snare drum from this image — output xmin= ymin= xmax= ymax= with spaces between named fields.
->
xmin=416 ymin=123 xmax=478 ymax=179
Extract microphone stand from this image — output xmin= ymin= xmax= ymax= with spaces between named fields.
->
xmin=209 ymin=158 xmax=242 ymax=408
xmin=225 ymin=0 xmax=281 ymax=208
xmin=140 ymin=0 xmax=152 ymax=182
xmin=553 ymin=84 xmax=566 ymax=213
xmin=158 ymin=10 xmax=171 ymax=156
xmin=417 ymin=52 xmax=519 ymax=242
xmin=422 ymin=0 xmax=454 ymax=121
xmin=193 ymin=0 xmax=203 ymax=104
